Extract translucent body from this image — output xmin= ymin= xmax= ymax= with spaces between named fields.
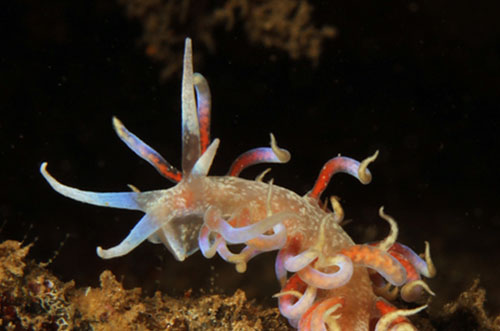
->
xmin=41 ymin=38 xmax=435 ymax=330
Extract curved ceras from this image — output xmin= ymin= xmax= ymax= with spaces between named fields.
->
xmin=40 ymin=38 xmax=435 ymax=330
xmin=370 ymin=240 xmax=436 ymax=303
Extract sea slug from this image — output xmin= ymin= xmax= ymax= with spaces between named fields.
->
xmin=41 ymin=38 xmax=435 ymax=330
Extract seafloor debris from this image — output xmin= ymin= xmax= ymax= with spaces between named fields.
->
xmin=0 ymin=240 xmax=498 ymax=330
xmin=117 ymin=0 xmax=336 ymax=79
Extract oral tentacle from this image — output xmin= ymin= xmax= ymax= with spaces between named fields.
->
xmin=112 ymin=117 xmax=182 ymax=183
xmin=97 ymin=214 xmax=160 ymax=259
xmin=40 ymin=162 xmax=142 ymax=210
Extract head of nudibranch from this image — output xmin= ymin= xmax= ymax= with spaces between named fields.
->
xmin=41 ymin=38 xmax=217 ymax=261
xmin=40 ymin=38 xmax=295 ymax=262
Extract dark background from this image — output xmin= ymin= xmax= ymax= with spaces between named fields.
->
xmin=2 ymin=0 xmax=500 ymax=317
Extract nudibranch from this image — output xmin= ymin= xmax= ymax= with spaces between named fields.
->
xmin=41 ymin=38 xmax=436 ymax=330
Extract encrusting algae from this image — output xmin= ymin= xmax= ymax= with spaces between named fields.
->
xmin=0 ymin=240 xmax=289 ymax=330
xmin=0 ymin=240 xmax=499 ymax=330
